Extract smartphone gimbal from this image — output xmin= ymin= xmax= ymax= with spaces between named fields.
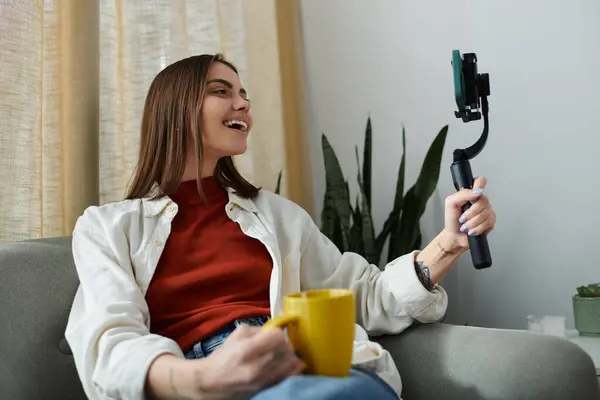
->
xmin=450 ymin=50 xmax=492 ymax=269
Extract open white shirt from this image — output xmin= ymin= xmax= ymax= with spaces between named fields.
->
xmin=65 ymin=187 xmax=448 ymax=400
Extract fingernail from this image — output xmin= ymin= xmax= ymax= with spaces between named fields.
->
xmin=468 ymin=229 xmax=476 ymax=236
xmin=470 ymin=199 xmax=477 ymax=204
xmin=460 ymin=224 xmax=468 ymax=232
xmin=459 ymin=215 xmax=467 ymax=224
xmin=473 ymin=188 xmax=484 ymax=194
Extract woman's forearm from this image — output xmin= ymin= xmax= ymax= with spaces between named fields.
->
xmin=414 ymin=230 xmax=467 ymax=289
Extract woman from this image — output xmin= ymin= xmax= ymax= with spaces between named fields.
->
xmin=65 ymin=54 xmax=496 ymax=400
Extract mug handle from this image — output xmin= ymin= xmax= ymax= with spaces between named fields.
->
xmin=262 ymin=314 xmax=299 ymax=330
xmin=262 ymin=314 xmax=308 ymax=372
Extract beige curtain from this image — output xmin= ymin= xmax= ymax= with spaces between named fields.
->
xmin=0 ymin=0 xmax=99 ymax=242
xmin=0 ymin=0 xmax=312 ymax=243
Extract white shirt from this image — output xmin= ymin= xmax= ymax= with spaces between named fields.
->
xmin=65 ymin=187 xmax=448 ymax=400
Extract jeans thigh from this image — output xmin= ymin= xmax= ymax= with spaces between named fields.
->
xmin=250 ymin=368 xmax=398 ymax=400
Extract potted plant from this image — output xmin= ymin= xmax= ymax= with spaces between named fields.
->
xmin=275 ymin=116 xmax=448 ymax=267
xmin=318 ymin=117 xmax=448 ymax=267
xmin=573 ymin=283 xmax=600 ymax=336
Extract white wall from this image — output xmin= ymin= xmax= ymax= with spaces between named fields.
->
xmin=299 ymin=0 xmax=600 ymax=329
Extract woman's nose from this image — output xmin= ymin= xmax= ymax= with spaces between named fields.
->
xmin=233 ymin=95 xmax=250 ymax=111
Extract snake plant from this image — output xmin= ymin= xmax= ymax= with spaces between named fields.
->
xmin=319 ymin=117 xmax=448 ymax=266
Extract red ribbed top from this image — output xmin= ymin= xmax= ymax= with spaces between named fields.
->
xmin=145 ymin=177 xmax=272 ymax=352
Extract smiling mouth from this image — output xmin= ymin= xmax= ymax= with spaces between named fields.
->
xmin=223 ymin=119 xmax=248 ymax=133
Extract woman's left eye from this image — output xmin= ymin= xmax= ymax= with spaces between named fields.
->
xmin=213 ymin=89 xmax=227 ymax=95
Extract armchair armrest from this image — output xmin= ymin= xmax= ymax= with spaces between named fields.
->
xmin=373 ymin=323 xmax=599 ymax=400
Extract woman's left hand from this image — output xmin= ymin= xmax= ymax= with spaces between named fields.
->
xmin=443 ymin=176 xmax=496 ymax=250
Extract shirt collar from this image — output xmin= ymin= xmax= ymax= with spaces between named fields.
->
xmin=142 ymin=187 xmax=258 ymax=217
xmin=225 ymin=187 xmax=259 ymax=213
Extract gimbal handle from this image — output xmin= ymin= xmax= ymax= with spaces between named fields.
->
xmin=452 ymin=59 xmax=492 ymax=270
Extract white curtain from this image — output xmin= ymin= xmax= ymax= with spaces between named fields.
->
xmin=0 ymin=0 xmax=290 ymax=242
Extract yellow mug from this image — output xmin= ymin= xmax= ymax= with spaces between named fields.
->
xmin=262 ymin=289 xmax=355 ymax=377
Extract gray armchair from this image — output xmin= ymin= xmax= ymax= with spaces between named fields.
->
xmin=1 ymin=237 xmax=598 ymax=399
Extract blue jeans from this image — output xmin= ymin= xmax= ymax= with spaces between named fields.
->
xmin=184 ymin=317 xmax=398 ymax=400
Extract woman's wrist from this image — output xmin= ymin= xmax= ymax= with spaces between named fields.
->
xmin=146 ymin=353 xmax=211 ymax=400
xmin=415 ymin=230 xmax=467 ymax=287
xmin=438 ymin=229 xmax=468 ymax=255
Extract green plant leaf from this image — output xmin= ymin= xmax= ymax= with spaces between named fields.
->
xmin=274 ymin=170 xmax=283 ymax=195
xmin=381 ymin=126 xmax=406 ymax=262
xmin=349 ymin=196 xmax=364 ymax=255
xmin=412 ymin=226 xmax=422 ymax=252
xmin=320 ymin=187 xmax=340 ymax=247
xmin=363 ymin=116 xmax=372 ymax=208
xmin=392 ymin=125 xmax=449 ymax=258
xmin=355 ymin=146 xmax=377 ymax=264
xmin=392 ymin=125 xmax=407 ymax=213
xmin=321 ymin=133 xmax=352 ymax=251
xmin=577 ymin=282 xmax=600 ymax=297
xmin=331 ymin=212 xmax=345 ymax=251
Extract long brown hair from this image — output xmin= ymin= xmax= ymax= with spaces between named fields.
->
xmin=125 ymin=53 xmax=259 ymax=201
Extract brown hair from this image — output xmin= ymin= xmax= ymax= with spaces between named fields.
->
xmin=125 ymin=53 xmax=259 ymax=201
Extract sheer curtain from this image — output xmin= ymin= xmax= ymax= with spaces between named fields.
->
xmin=0 ymin=0 xmax=310 ymax=243
xmin=0 ymin=0 xmax=99 ymax=242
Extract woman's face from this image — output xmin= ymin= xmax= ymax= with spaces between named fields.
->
xmin=200 ymin=61 xmax=253 ymax=160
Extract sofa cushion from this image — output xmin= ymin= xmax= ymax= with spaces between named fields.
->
xmin=0 ymin=237 xmax=85 ymax=399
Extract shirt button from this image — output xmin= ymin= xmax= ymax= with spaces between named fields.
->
xmin=167 ymin=205 xmax=176 ymax=213
xmin=153 ymin=239 xmax=162 ymax=246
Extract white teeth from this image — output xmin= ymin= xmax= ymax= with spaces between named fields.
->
xmin=224 ymin=119 xmax=248 ymax=131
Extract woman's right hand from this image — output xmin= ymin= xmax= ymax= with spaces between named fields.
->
xmin=193 ymin=324 xmax=304 ymax=399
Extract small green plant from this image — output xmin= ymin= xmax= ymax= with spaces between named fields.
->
xmin=576 ymin=283 xmax=600 ymax=298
